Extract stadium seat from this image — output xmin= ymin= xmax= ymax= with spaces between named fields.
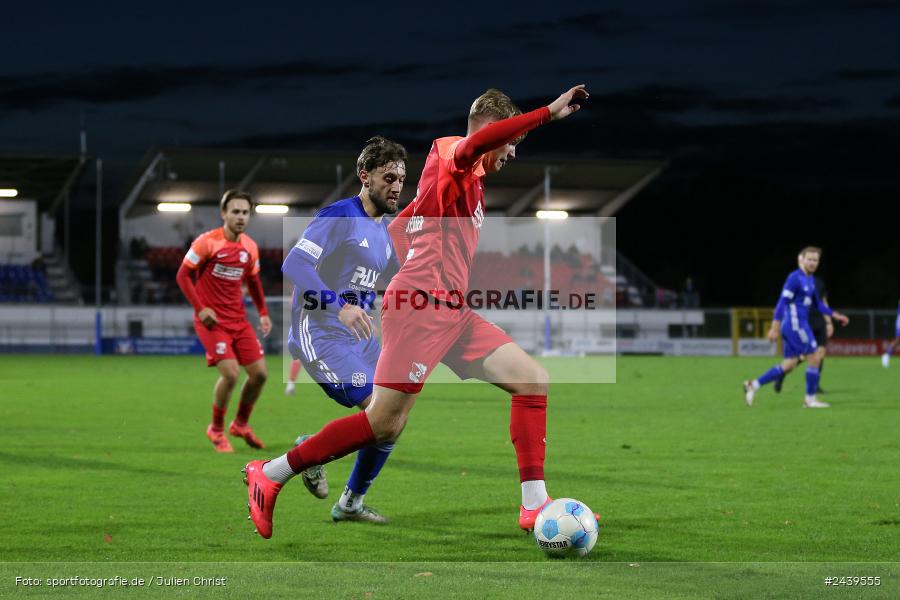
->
xmin=135 ymin=246 xmax=285 ymax=303
xmin=0 ymin=263 xmax=55 ymax=303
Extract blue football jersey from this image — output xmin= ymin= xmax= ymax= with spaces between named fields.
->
xmin=284 ymin=196 xmax=399 ymax=341
xmin=775 ymin=268 xmax=831 ymax=330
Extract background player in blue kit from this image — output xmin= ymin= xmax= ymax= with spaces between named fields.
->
xmin=743 ymin=247 xmax=849 ymax=408
xmin=773 ymin=253 xmax=832 ymax=394
xmin=279 ymin=136 xmax=406 ymax=522
xmin=881 ymin=301 xmax=900 ymax=368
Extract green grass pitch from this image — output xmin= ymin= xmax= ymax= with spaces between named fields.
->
xmin=1 ymin=355 xmax=897 ymax=598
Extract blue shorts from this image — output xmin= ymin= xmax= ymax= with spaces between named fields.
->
xmin=894 ymin=316 xmax=900 ymax=338
xmin=289 ymin=328 xmax=379 ymax=409
xmin=782 ymin=325 xmax=818 ymax=358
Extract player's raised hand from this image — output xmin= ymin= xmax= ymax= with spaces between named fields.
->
xmin=548 ymin=84 xmax=589 ymax=121
xmin=259 ymin=315 xmax=272 ymax=338
xmin=339 ymin=304 xmax=374 ymax=341
xmin=198 ymin=307 xmax=217 ymax=328
xmin=833 ymin=312 xmax=850 ymax=326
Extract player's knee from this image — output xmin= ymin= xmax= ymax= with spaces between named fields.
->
xmin=513 ymin=363 xmax=549 ymax=396
xmin=384 ymin=420 xmax=407 ymax=442
xmin=220 ymin=368 xmax=240 ymax=387
xmin=369 ymin=412 xmax=406 ymax=443
xmin=250 ymin=369 xmax=268 ymax=386
xmin=534 ymin=363 xmax=550 ymax=388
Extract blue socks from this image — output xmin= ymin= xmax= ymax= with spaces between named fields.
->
xmin=757 ymin=365 xmax=784 ymax=387
xmin=805 ymin=367 xmax=820 ymax=396
xmin=347 ymin=441 xmax=394 ymax=496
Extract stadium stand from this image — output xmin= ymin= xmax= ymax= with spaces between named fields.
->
xmin=127 ymin=243 xmax=626 ymax=307
xmin=125 ymin=244 xmax=284 ymax=304
xmin=0 ymin=263 xmax=54 ymax=303
xmin=116 ymin=148 xmax=671 ymax=307
xmin=470 ymin=248 xmax=616 ymax=307
xmin=0 ymin=154 xmax=88 ymax=304
xmin=122 ymin=243 xmax=679 ymax=308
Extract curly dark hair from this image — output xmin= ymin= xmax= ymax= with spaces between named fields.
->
xmin=356 ymin=136 xmax=408 ymax=175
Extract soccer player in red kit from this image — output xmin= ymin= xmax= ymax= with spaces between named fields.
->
xmin=243 ymin=85 xmax=589 ymax=539
xmin=177 ymin=189 xmax=272 ymax=453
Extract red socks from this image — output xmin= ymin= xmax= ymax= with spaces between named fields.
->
xmin=211 ymin=404 xmax=226 ymax=431
xmin=287 ymin=411 xmax=375 ymax=473
xmin=234 ymin=399 xmax=255 ymax=425
xmin=510 ymin=394 xmax=547 ymax=482
xmin=283 ymin=396 xmax=545 ymax=480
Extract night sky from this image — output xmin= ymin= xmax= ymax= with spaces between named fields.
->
xmin=4 ymin=1 xmax=900 ymax=306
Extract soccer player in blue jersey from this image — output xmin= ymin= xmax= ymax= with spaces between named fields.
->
xmin=881 ymin=301 xmax=900 ymax=368
xmin=773 ymin=253 xmax=831 ymax=394
xmin=743 ymin=247 xmax=849 ymax=408
xmin=278 ymin=136 xmax=406 ymax=522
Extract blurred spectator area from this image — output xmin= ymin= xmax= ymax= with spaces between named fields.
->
xmin=125 ymin=244 xmax=283 ymax=304
xmin=470 ymin=248 xmax=614 ymax=308
xmin=0 ymin=263 xmax=54 ymax=303
xmin=472 ymin=244 xmax=681 ymax=309
xmin=125 ymin=242 xmax=683 ymax=309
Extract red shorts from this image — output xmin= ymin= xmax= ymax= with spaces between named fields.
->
xmin=194 ymin=319 xmax=264 ymax=367
xmin=374 ymin=289 xmax=513 ymax=394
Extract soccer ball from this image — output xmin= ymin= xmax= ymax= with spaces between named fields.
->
xmin=533 ymin=498 xmax=599 ymax=557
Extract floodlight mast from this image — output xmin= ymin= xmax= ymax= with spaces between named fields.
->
xmin=94 ymin=158 xmax=102 ymax=355
xmin=543 ymin=167 xmax=551 ymax=353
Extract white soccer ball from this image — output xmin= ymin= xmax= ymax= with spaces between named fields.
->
xmin=533 ymin=498 xmax=599 ymax=557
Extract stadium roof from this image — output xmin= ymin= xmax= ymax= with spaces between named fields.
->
xmin=121 ymin=147 xmax=666 ymax=221
xmin=0 ymin=154 xmax=88 ymax=214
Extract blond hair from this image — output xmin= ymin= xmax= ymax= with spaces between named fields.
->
xmin=469 ymin=89 xmax=522 ymax=122
xmin=468 ymin=88 xmax=524 ymax=142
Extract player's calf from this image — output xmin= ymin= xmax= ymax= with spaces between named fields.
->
xmin=364 ymin=386 xmax=415 ymax=442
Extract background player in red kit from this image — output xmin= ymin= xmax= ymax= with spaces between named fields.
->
xmin=244 ymin=85 xmax=589 ymax=539
xmin=177 ymin=189 xmax=272 ymax=453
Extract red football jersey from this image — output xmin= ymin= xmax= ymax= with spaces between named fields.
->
xmin=390 ymin=136 xmax=486 ymax=296
xmin=389 ymin=107 xmax=550 ymax=297
xmin=182 ymin=228 xmax=261 ymax=324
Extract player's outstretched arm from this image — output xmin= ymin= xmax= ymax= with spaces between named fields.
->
xmin=547 ymin=84 xmax=590 ymax=121
xmin=455 ymin=110 xmax=549 ymax=169
xmin=453 ymin=85 xmax=589 ymax=171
